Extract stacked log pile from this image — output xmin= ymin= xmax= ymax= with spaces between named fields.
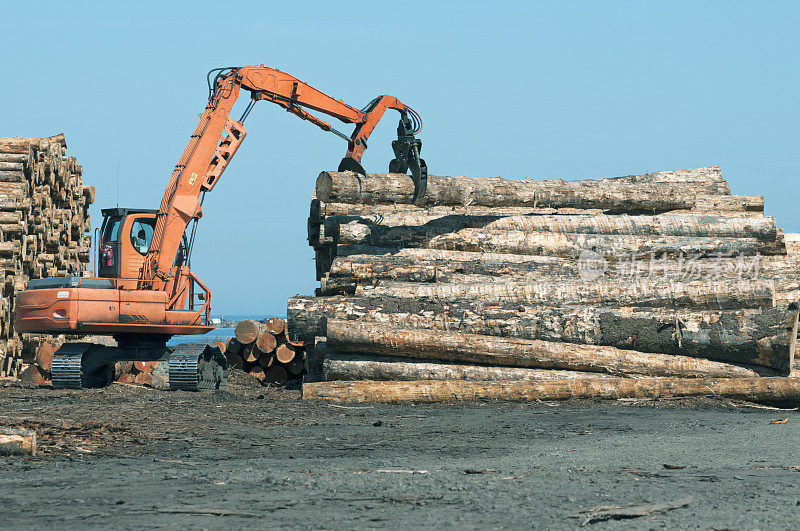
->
xmin=0 ymin=134 xmax=94 ymax=378
xmin=225 ymin=318 xmax=306 ymax=384
xmin=293 ymin=166 xmax=800 ymax=403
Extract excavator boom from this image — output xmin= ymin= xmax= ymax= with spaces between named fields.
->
xmin=142 ymin=66 xmax=427 ymax=291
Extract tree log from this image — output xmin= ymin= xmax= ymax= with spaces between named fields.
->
xmin=0 ymin=428 xmax=37 ymax=456
xmin=322 ymin=250 xmax=793 ymax=294
xmin=275 ymin=343 xmax=296 ymax=364
xmin=484 ymin=214 xmax=776 ymax=240
xmin=235 ymin=319 xmax=262 ymax=344
xmin=315 ymin=171 xmax=730 ymax=209
xmin=323 ymin=352 xmax=626 ymax=381
xmin=287 ymin=296 xmax=798 ymax=371
xmin=302 ymin=377 xmax=800 ymax=406
xmin=265 ymin=317 xmax=285 ymax=335
xmin=326 ymin=320 xmax=776 ymax=378
xmin=355 ymin=279 xmax=775 ymax=310
xmin=255 ymin=330 xmax=277 ymax=354
xmin=426 ymin=230 xmax=783 ymax=258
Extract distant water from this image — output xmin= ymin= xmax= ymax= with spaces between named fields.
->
xmin=168 ymin=327 xmax=235 ymax=346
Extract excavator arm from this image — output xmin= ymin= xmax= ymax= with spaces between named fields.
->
xmin=141 ymin=65 xmax=427 ymax=291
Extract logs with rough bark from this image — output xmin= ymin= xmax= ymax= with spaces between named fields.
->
xmin=294 ymin=165 xmax=800 ymax=404
xmin=0 ymin=134 xmax=94 ymax=379
xmin=325 ymin=320 xmax=781 ymax=378
xmin=289 ymin=296 xmax=798 ymax=372
xmin=315 ymin=169 xmax=732 ymax=208
xmin=323 ymin=350 xmax=625 ymax=382
xmin=302 ymin=377 xmax=800 ymax=407
xmin=354 ymin=279 xmax=776 ymax=310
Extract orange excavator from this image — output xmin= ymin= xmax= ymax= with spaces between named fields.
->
xmin=13 ymin=65 xmax=427 ymax=390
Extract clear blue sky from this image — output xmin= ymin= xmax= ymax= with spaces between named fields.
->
xmin=1 ymin=1 xmax=797 ymax=317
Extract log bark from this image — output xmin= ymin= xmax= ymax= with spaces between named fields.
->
xmin=326 ymin=320 xmax=776 ymax=378
xmin=324 ymin=351 xmax=627 ymax=381
xmin=302 ymin=377 xmax=800 ymax=406
xmin=425 ymin=230 xmax=783 ymax=258
xmin=315 ymin=201 xmax=606 ymax=220
xmin=287 ymin=296 xmax=799 ymax=371
xmin=0 ymin=428 xmax=37 ymax=456
xmin=484 ymin=214 xmax=777 ymax=240
xmin=324 ymin=214 xmax=777 ymax=251
xmin=316 ymin=167 xmax=730 ymax=210
xmin=355 ymin=279 xmax=775 ymax=310
xmin=322 ymin=250 xmax=793 ymax=294
xmin=316 ymin=171 xmax=731 ymax=209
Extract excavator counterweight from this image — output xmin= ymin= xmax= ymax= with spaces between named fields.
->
xmin=13 ymin=65 xmax=428 ymax=390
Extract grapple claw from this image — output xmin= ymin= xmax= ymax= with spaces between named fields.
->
xmin=338 ymin=157 xmax=366 ymax=175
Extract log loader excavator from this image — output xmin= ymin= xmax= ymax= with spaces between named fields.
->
xmin=13 ymin=65 xmax=427 ymax=390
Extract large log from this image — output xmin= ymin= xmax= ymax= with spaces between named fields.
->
xmin=315 ymin=171 xmax=731 ymax=209
xmin=302 ymin=377 xmax=800 ymax=406
xmin=425 ymin=230 xmax=783 ymax=258
xmin=315 ymin=201 xmax=606 ymax=221
xmin=323 ymin=249 xmax=790 ymax=292
xmin=287 ymin=296 xmax=799 ymax=371
xmin=322 ymin=213 xmax=779 ymax=250
xmin=326 ymin=320 xmax=775 ymax=378
xmin=323 ymin=351 xmax=624 ymax=381
xmin=235 ymin=319 xmax=263 ymax=344
xmin=484 ymin=215 xmax=777 ymax=240
xmin=355 ymin=279 xmax=775 ymax=310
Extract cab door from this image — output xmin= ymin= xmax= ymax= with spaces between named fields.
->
xmin=119 ymin=214 xmax=157 ymax=280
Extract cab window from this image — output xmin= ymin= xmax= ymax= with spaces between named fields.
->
xmin=130 ymin=219 xmax=156 ymax=255
xmin=102 ymin=217 xmax=122 ymax=244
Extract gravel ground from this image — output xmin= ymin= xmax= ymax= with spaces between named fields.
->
xmin=0 ymin=373 xmax=798 ymax=529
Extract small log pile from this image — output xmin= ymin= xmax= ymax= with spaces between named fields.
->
xmin=0 ymin=134 xmax=94 ymax=379
xmin=293 ymin=166 xmax=800 ymax=404
xmin=225 ymin=318 xmax=306 ymax=384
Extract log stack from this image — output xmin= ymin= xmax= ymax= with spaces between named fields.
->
xmin=292 ymin=166 xmax=800 ymax=403
xmin=225 ymin=318 xmax=307 ymax=384
xmin=0 ymin=134 xmax=94 ymax=379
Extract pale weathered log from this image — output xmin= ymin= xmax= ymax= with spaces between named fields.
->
xmin=323 ymin=213 xmax=779 ymax=251
xmin=315 ymin=201 xmax=606 ymax=221
xmin=323 ymin=249 xmax=792 ymax=292
xmin=0 ymin=428 xmax=37 ymax=456
xmin=316 ymin=171 xmax=730 ymax=209
xmin=302 ymin=377 xmax=800 ymax=406
xmin=355 ymin=279 xmax=775 ymax=310
xmin=323 ymin=351 xmax=625 ymax=381
xmin=426 ymin=230 xmax=783 ymax=258
xmin=484 ymin=215 xmax=777 ymax=240
xmin=326 ymin=320 xmax=776 ymax=378
xmin=287 ymin=296 xmax=798 ymax=371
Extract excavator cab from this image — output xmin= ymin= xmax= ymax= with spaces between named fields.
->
xmin=98 ymin=208 xmax=187 ymax=283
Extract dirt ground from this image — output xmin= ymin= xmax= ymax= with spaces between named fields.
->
xmin=0 ymin=372 xmax=798 ymax=529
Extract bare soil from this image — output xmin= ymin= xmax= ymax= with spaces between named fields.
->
xmin=0 ymin=372 xmax=798 ymax=529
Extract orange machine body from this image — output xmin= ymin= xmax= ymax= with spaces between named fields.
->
xmin=15 ymin=282 xmax=212 ymax=336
